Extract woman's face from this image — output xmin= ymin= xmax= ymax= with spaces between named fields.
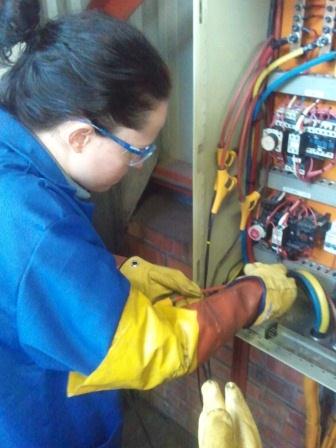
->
xmin=67 ymin=100 xmax=168 ymax=192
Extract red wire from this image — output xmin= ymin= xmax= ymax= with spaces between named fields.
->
xmin=249 ymin=119 xmax=261 ymax=191
xmin=237 ymin=97 xmax=259 ymax=201
xmin=218 ymin=45 xmax=273 ymax=169
xmin=222 ymin=72 xmax=259 ymax=169
xmin=326 ymin=294 xmax=336 ymax=328
xmin=266 ymin=199 xmax=292 ymax=224
xmin=306 ymin=160 xmax=336 ymax=179
xmin=274 ymin=0 xmax=283 ymax=41
xmin=219 ymin=37 xmax=273 ymax=149
xmin=218 ymin=66 xmax=258 ymax=149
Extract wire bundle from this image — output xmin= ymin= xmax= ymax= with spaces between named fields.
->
xmin=288 ymin=269 xmax=330 ymax=336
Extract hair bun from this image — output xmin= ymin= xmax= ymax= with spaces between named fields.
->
xmin=0 ymin=0 xmax=40 ymax=62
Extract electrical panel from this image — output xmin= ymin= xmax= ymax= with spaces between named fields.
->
xmin=197 ymin=0 xmax=336 ymax=392
xmin=245 ymin=0 xmax=336 ymax=390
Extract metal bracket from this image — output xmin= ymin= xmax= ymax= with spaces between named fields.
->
xmin=289 ymin=0 xmax=307 ymax=50
xmin=318 ymin=0 xmax=336 ymax=54
xmin=238 ymin=324 xmax=336 ymax=392
xmin=265 ymin=167 xmax=336 ymax=208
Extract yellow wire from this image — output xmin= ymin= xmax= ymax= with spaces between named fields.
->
xmin=252 ymin=47 xmax=304 ymax=98
xmin=303 ymin=376 xmax=321 ymax=448
xmin=297 ymin=270 xmax=330 ymax=334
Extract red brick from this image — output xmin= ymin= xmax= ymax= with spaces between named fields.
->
xmin=124 ymin=235 xmax=166 ymax=265
xmin=165 ymin=256 xmax=192 ymax=278
xmin=250 ymin=347 xmax=268 ymax=366
xmin=286 ymin=409 xmax=305 ymax=429
xmin=224 ymin=339 xmax=234 ymax=349
xmin=145 ymin=227 xmax=191 ymax=262
xmin=207 ymin=358 xmax=231 ymax=384
xmin=266 ymin=376 xmax=300 ymax=407
xmin=247 ymin=398 xmax=284 ymax=433
xmin=266 ymin=357 xmax=304 ymax=387
xmin=262 ymin=391 xmax=292 ymax=421
xmin=213 ymin=344 xmax=233 ymax=367
xmin=282 ymin=421 xmax=305 ymax=447
xmin=246 ymin=380 xmax=264 ymax=401
xmin=259 ymin=423 xmax=298 ymax=448
xmin=249 ymin=363 xmax=300 ymax=407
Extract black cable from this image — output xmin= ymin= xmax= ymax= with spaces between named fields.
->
xmin=267 ymin=0 xmax=277 ymax=38
xmin=196 ymin=368 xmax=203 ymax=405
xmin=202 ymin=202 xmax=217 ymax=384
xmin=210 ymin=232 xmax=241 ymax=286
xmin=203 ymin=203 xmax=215 ymax=288
xmin=202 ymin=362 xmax=212 ymax=380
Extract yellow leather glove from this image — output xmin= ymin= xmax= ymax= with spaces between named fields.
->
xmin=198 ymin=380 xmax=262 ymax=448
xmin=244 ymin=262 xmax=297 ymax=325
xmin=120 ymin=256 xmax=202 ymax=302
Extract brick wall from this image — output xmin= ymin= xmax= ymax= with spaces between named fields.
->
xmin=123 ymin=186 xmax=306 ymax=448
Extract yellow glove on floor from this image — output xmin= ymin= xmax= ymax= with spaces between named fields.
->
xmin=244 ymin=262 xmax=297 ymax=325
xmin=120 ymin=256 xmax=202 ymax=302
xmin=199 ymin=380 xmax=262 ymax=448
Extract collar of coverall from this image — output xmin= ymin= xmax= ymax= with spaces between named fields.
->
xmin=0 ymin=106 xmax=90 ymax=199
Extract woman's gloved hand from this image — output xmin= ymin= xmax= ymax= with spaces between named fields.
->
xmin=198 ymin=380 xmax=262 ymax=448
xmin=120 ymin=256 xmax=202 ymax=302
xmin=186 ymin=262 xmax=297 ymax=365
xmin=244 ymin=262 xmax=297 ymax=325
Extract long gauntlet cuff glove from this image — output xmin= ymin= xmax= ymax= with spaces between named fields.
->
xmin=187 ymin=278 xmax=263 ymax=364
xmin=186 ymin=263 xmax=297 ymax=365
xmin=120 ymin=256 xmax=202 ymax=302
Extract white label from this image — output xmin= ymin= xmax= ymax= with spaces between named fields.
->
xmin=282 ymin=186 xmax=311 ymax=199
xmin=271 ymin=227 xmax=283 ymax=247
xmin=324 ymin=221 xmax=336 ymax=254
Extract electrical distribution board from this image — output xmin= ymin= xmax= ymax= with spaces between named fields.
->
xmin=200 ymin=0 xmax=336 ymax=391
xmin=243 ymin=0 xmax=336 ymax=391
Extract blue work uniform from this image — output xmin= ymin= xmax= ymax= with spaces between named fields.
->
xmin=0 ymin=107 xmax=130 ymax=447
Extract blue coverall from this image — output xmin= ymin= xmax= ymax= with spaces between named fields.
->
xmin=0 ymin=107 xmax=130 ymax=447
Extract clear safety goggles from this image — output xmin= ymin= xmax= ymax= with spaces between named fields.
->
xmin=89 ymin=122 xmax=157 ymax=167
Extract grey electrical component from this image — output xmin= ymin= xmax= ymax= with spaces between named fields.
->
xmin=287 ymin=132 xmax=301 ymax=155
xmin=264 ymin=167 xmax=336 ymax=207
xmin=268 ymin=74 xmax=336 ymax=102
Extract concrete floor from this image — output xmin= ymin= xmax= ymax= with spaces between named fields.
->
xmin=122 ymin=393 xmax=197 ymax=448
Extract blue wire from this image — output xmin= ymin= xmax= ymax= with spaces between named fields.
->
xmin=288 ymin=270 xmax=322 ymax=333
xmin=253 ymin=51 xmax=336 ymax=120
xmin=241 ymin=230 xmax=249 ymax=264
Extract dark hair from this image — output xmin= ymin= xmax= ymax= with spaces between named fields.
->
xmin=0 ymin=0 xmax=40 ymax=63
xmin=0 ymin=5 xmax=171 ymax=130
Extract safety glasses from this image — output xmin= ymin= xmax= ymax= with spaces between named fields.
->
xmin=89 ymin=122 xmax=157 ymax=167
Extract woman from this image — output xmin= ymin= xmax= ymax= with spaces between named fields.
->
xmin=0 ymin=2 xmax=296 ymax=447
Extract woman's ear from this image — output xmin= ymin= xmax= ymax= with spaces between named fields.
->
xmin=67 ymin=124 xmax=95 ymax=153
